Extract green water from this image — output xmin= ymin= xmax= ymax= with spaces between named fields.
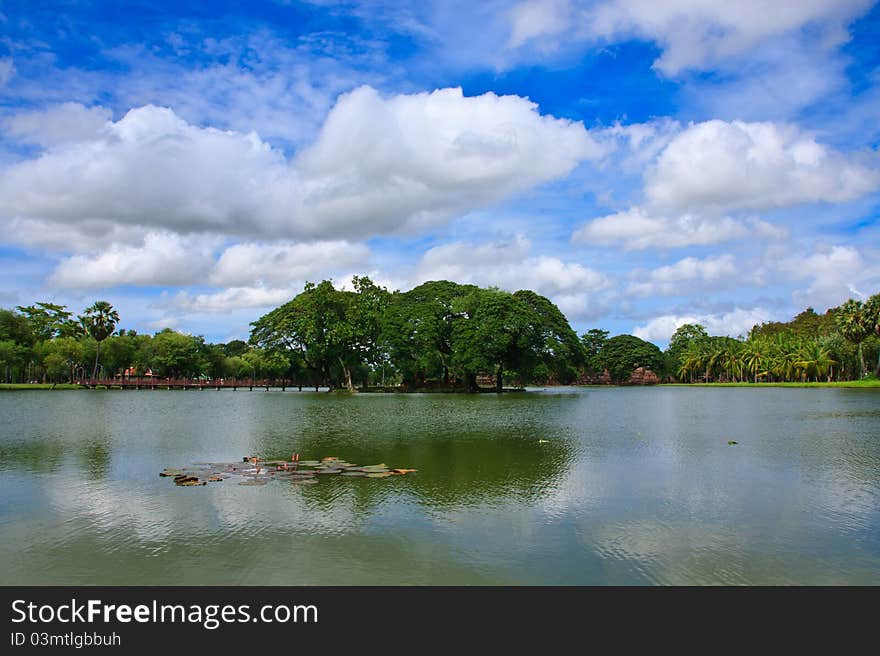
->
xmin=1 ymin=387 xmax=878 ymax=585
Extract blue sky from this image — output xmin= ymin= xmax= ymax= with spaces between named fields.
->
xmin=1 ymin=0 xmax=878 ymax=344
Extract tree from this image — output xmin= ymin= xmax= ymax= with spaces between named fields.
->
xmin=865 ymin=293 xmax=880 ymax=376
xmin=581 ymin=328 xmax=609 ymax=376
xmin=16 ymin=302 xmax=81 ymax=340
xmin=0 ymin=308 xmax=34 ymax=347
xmin=835 ymin=299 xmax=870 ymax=377
xmin=223 ymin=340 xmax=249 ymax=357
xmin=78 ymin=301 xmax=119 ymax=380
xmin=249 ymin=279 xmax=381 ymax=391
xmin=513 ymin=289 xmax=584 ymax=384
xmin=340 ymin=276 xmax=391 ymax=389
xmin=600 ymin=335 xmax=663 ymax=383
xmin=151 ymin=329 xmax=208 ymax=378
xmin=451 ymin=288 xmax=543 ymax=392
xmin=665 ymin=323 xmax=708 ymax=380
xmin=380 ymin=280 xmax=478 ymax=386
xmin=250 ymin=281 xmax=338 ymax=388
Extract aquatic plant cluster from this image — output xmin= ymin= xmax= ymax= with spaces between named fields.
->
xmin=159 ymin=456 xmax=417 ymax=487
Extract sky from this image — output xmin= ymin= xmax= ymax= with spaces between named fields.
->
xmin=0 ymin=0 xmax=878 ymax=345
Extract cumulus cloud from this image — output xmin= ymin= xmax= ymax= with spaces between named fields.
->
xmin=415 ymin=236 xmax=609 ymax=297
xmin=48 ymin=232 xmax=218 ymax=289
xmin=646 ymin=120 xmax=880 ymax=213
xmin=4 ymin=217 xmax=156 ymax=253
xmin=0 ymin=87 xmax=602 ymax=245
xmin=573 ymin=118 xmax=875 ymax=251
xmin=776 ymin=245 xmax=880 ymax=310
xmin=507 ymin=0 xmax=873 ymax=75
xmin=293 ymin=86 xmax=605 ymax=237
xmin=405 ymin=235 xmax=612 ymax=321
xmin=572 ymin=207 xmax=773 ymax=250
xmin=209 ymin=240 xmax=371 ymax=287
xmin=627 ymin=254 xmax=740 ymax=297
xmin=4 ymin=102 xmax=112 ymax=147
xmin=633 ymin=307 xmax=775 ymax=343
xmin=168 ymin=286 xmax=297 ymax=314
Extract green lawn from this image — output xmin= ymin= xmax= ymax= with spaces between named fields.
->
xmin=0 ymin=383 xmax=84 ymax=390
xmin=664 ymin=379 xmax=880 ymax=388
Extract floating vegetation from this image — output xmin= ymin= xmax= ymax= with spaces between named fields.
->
xmin=728 ymin=440 xmax=739 ymax=446
xmin=160 ymin=455 xmax=416 ymax=489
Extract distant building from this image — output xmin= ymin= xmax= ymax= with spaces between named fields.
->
xmin=118 ymin=367 xmax=156 ymax=378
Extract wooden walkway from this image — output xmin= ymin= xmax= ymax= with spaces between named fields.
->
xmin=75 ymin=378 xmax=309 ymax=391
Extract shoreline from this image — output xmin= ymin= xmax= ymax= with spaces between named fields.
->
xmin=3 ymin=380 xmax=878 ymax=391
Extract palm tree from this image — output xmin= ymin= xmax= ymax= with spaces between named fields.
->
xmin=79 ymin=301 xmax=119 ymax=381
xmin=835 ymin=299 xmax=870 ymax=378
xmin=744 ymin=341 xmax=768 ymax=383
xmin=864 ymin=293 xmax=880 ymax=376
xmin=794 ymin=340 xmax=836 ymax=382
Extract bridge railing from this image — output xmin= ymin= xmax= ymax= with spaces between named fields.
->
xmin=73 ymin=377 xmax=293 ymax=388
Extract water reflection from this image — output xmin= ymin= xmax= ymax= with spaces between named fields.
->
xmin=0 ymin=388 xmax=878 ymax=584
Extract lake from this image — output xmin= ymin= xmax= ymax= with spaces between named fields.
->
xmin=1 ymin=387 xmax=878 ymax=585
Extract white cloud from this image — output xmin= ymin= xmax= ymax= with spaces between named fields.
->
xmin=4 ymin=217 xmax=155 ymax=253
xmin=407 ymin=235 xmax=612 ymax=321
xmin=415 ymin=236 xmax=609 ymax=296
xmin=509 ymin=0 xmax=573 ymax=48
xmin=4 ymin=102 xmax=112 ymax=147
xmin=572 ymin=118 xmax=872 ymax=254
xmin=0 ymin=87 xmax=602 ymax=243
xmin=572 ymin=207 xmax=759 ymax=250
xmin=627 ymin=254 xmax=739 ymax=297
xmin=209 ymin=240 xmax=370 ymax=287
xmin=48 ymin=232 xmax=217 ymax=289
xmin=633 ymin=307 xmax=775 ymax=343
xmin=777 ymin=245 xmax=880 ymax=310
xmin=646 ymin=120 xmax=880 ymax=213
xmin=169 ymin=286 xmax=296 ymax=314
xmin=507 ymin=0 xmax=873 ymax=76
xmin=293 ymin=86 xmax=605 ymax=238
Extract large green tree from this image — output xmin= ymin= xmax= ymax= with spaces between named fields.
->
xmin=513 ymin=289 xmax=584 ymax=384
xmin=380 ymin=280 xmax=478 ymax=386
xmin=16 ymin=302 xmax=81 ymax=340
xmin=250 ymin=278 xmax=389 ymax=390
xmin=600 ymin=335 xmax=664 ymax=383
xmin=451 ymin=288 xmax=544 ymax=392
xmin=580 ymin=328 xmax=609 ymax=377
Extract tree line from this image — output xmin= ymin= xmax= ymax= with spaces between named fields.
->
xmin=667 ymin=297 xmax=880 ymax=383
xmin=1 ymin=281 xmax=878 ymax=388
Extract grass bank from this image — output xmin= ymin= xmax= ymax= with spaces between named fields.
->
xmin=663 ymin=379 xmax=880 ymax=388
xmin=0 ymin=383 xmax=83 ymax=390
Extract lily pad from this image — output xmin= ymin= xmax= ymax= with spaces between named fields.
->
xmin=341 ymin=471 xmax=367 ymax=477
xmin=365 ymin=472 xmax=392 ymax=478
xmin=290 ymin=477 xmax=319 ymax=485
xmin=238 ymin=478 xmax=270 ymax=486
xmin=174 ymin=476 xmax=205 ymax=486
xmin=159 ymin=469 xmax=184 ymax=477
xmin=315 ymin=468 xmax=342 ymax=475
xmin=392 ymin=468 xmax=417 ymax=475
